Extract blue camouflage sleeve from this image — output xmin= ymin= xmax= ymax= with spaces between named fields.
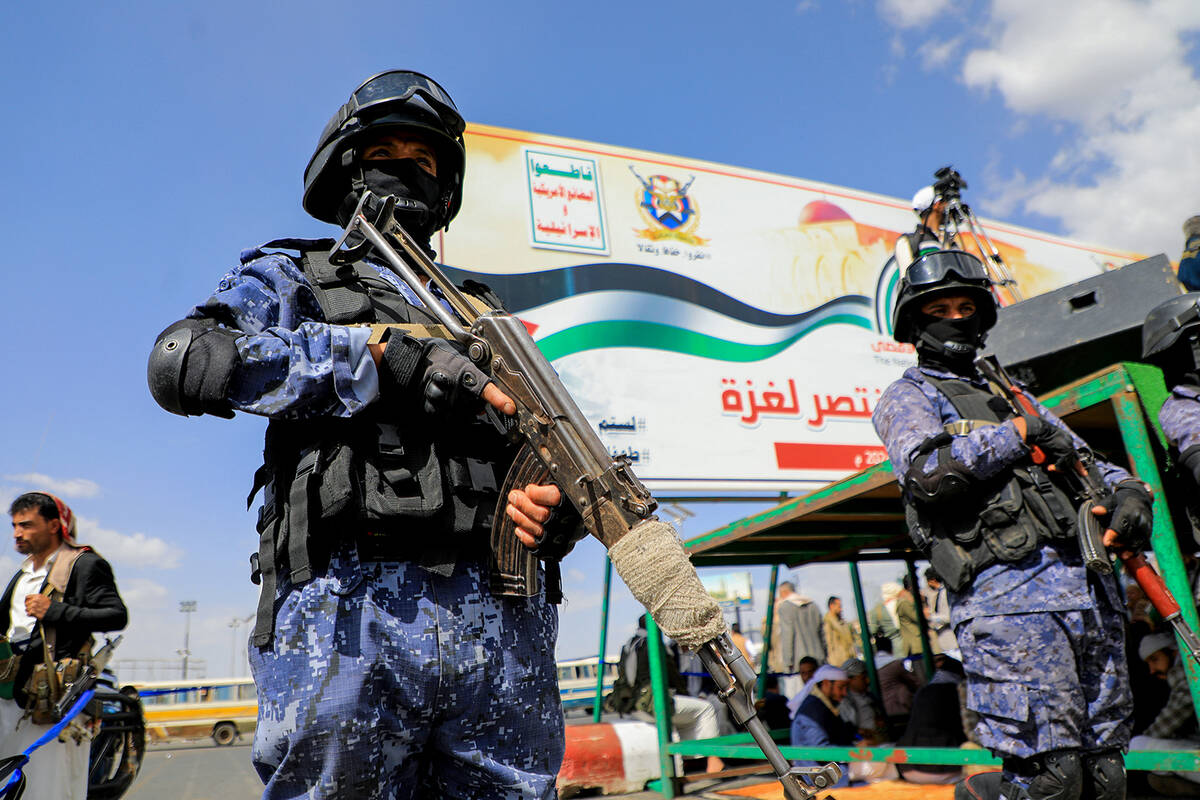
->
xmin=188 ymin=252 xmax=379 ymax=419
xmin=1160 ymin=392 xmax=1200 ymax=454
xmin=873 ymin=378 xmax=1030 ymax=483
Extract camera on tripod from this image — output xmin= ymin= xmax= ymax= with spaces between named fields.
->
xmin=921 ymin=165 xmax=1023 ymax=299
xmin=933 ymin=165 xmax=966 ymax=203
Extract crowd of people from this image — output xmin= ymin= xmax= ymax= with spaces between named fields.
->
xmin=748 ymin=557 xmax=1200 ymax=794
xmin=759 ymin=573 xmax=971 ymax=788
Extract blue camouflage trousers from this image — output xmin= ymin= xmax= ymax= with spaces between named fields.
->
xmin=956 ymin=580 xmax=1132 ymax=760
xmin=249 ymin=542 xmax=563 ymax=800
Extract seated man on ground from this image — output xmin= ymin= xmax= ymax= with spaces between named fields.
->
xmin=874 ymin=634 xmax=919 ymax=738
xmin=607 ymin=615 xmax=725 ymax=773
xmin=797 ymin=656 xmax=819 ymax=687
xmin=838 ymin=658 xmax=887 ymax=743
xmin=897 ymin=655 xmax=968 ymax=785
xmin=756 ymin=674 xmax=791 ymax=731
xmin=790 ymin=664 xmax=898 ymax=786
xmin=1129 ymin=632 xmax=1200 ymax=796
xmin=789 ymin=664 xmax=856 ymax=789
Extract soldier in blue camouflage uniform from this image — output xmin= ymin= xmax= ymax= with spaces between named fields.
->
xmin=1144 ymin=293 xmax=1200 ymax=544
xmin=148 ymin=71 xmax=578 ymax=799
xmin=872 ymin=251 xmax=1154 ymax=800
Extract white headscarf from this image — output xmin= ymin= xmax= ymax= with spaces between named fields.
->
xmin=787 ymin=664 xmax=847 ymax=717
xmin=1139 ymin=632 xmax=1177 ymax=662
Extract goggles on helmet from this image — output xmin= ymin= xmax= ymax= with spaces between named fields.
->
xmin=333 ymin=70 xmax=465 ymax=138
xmin=904 ymin=250 xmax=990 ymax=289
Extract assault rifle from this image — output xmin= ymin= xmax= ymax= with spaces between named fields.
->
xmin=331 ymin=192 xmax=841 ymax=800
xmin=976 ymin=356 xmax=1200 ymax=665
xmin=975 ymin=356 xmax=1111 ymax=574
xmin=53 ymin=635 xmax=122 ymax=722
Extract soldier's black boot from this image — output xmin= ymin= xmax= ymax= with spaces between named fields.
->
xmin=1080 ymin=749 xmax=1124 ymax=800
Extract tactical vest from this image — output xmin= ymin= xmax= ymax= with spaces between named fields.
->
xmin=248 ymin=239 xmax=515 ymax=646
xmin=904 ymin=375 xmax=1081 ymax=592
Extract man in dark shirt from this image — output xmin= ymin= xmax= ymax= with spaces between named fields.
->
xmin=1 ymin=492 xmax=127 ymax=800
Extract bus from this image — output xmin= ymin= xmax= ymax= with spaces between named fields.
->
xmin=135 ymin=659 xmax=616 ymax=743
xmin=556 ymin=656 xmax=619 ymax=714
xmin=134 ymin=677 xmax=257 ymax=746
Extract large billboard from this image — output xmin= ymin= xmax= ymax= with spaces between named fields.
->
xmin=441 ymin=124 xmax=1144 ymax=494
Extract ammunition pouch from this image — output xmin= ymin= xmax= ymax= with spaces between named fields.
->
xmin=24 ymin=658 xmax=84 ymax=725
xmin=907 ymin=465 xmax=1079 ymax=592
xmin=249 ymin=413 xmax=514 ymax=647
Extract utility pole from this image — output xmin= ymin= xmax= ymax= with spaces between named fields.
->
xmin=179 ymin=600 xmax=197 ymax=679
xmin=229 ymin=613 xmax=254 ymax=676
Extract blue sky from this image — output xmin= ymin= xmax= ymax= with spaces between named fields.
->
xmin=1 ymin=1 xmax=1198 ymax=677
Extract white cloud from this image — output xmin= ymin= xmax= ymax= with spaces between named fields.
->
xmin=119 ymin=577 xmax=170 ymax=610
xmin=75 ymin=515 xmax=183 ymax=569
xmin=878 ymin=0 xmax=955 ymax=29
xmin=883 ymin=0 xmax=1200 ymax=255
xmin=3 ymin=474 xmax=100 ymax=499
xmin=919 ymin=37 xmax=961 ymax=70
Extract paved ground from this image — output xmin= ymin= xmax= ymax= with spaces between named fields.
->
xmin=115 ymin=735 xmax=1184 ymax=799
xmin=125 ymin=740 xmax=263 ymax=800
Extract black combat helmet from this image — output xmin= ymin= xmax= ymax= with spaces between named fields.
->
xmin=1142 ymin=292 xmax=1200 ymax=362
xmin=302 ymin=70 xmax=467 ymax=229
xmin=891 ymin=249 xmax=997 ymax=344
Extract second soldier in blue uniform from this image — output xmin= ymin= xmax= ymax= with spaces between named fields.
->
xmin=1144 ymin=292 xmax=1200 ymax=545
xmin=872 ymin=250 xmax=1154 ymax=800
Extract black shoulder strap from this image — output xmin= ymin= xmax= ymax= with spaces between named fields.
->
xmin=925 ymin=375 xmax=1007 ymax=423
xmin=299 ymin=247 xmax=375 ymax=324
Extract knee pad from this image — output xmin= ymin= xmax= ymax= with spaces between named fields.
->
xmin=956 ymin=770 xmax=1003 ymax=800
xmin=1001 ymin=751 xmax=1082 ymax=800
xmin=1080 ymin=749 xmax=1124 ymax=800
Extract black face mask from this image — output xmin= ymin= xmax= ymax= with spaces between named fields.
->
xmin=337 ymin=158 xmax=444 ymax=242
xmin=914 ymin=313 xmax=983 ymax=375
xmin=1161 ymin=338 xmax=1200 ymax=388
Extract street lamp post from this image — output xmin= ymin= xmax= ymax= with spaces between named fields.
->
xmin=179 ymin=600 xmax=197 ymax=679
xmin=229 ymin=613 xmax=254 ymax=676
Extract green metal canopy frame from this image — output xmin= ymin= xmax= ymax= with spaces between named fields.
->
xmin=593 ymin=362 xmax=1200 ymax=797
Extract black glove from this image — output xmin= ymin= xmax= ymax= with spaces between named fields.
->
xmin=1102 ymin=480 xmax=1154 ymax=551
xmin=378 ymin=334 xmax=492 ymax=416
xmin=1022 ymin=414 xmax=1078 ymax=471
xmin=418 ymin=339 xmax=491 ymax=417
xmin=1179 ymin=445 xmax=1200 ymax=487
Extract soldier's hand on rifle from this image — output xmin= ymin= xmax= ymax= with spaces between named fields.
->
xmin=1092 ymin=480 xmax=1154 ymax=551
xmin=1020 ymin=414 xmax=1078 ymax=472
xmin=507 ymin=484 xmax=564 ymax=550
xmin=370 ymin=335 xmax=517 ymax=416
